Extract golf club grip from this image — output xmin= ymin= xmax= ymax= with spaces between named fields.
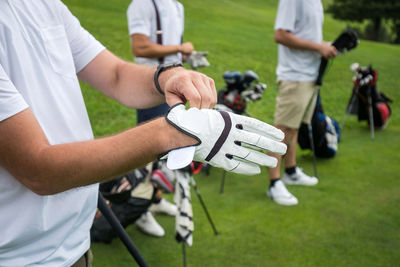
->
xmin=97 ymin=193 xmax=149 ymax=267
xmin=316 ymin=58 xmax=328 ymax=86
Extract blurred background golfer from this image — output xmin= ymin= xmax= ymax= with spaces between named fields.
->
xmin=126 ymin=0 xmax=194 ymax=236
xmin=266 ymin=0 xmax=337 ymax=206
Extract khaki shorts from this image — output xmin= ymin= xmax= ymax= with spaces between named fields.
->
xmin=72 ymin=249 xmax=93 ymax=267
xmin=274 ymin=81 xmax=318 ymax=129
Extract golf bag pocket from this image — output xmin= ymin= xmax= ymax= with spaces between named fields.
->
xmin=298 ymin=95 xmax=340 ymax=158
xmin=150 ymin=160 xmax=175 ymax=193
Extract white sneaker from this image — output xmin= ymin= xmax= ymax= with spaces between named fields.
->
xmin=282 ymin=167 xmax=318 ymax=186
xmin=149 ymin=198 xmax=178 ymax=216
xmin=267 ymin=180 xmax=298 ymax=206
xmin=135 ymin=211 xmax=165 ymax=237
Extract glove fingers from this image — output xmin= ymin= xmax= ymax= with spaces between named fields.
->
xmin=228 ymin=160 xmax=260 ymax=175
xmin=233 ymin=115 xmax=284 ymax=141
xmin=232 ymin=146 xmax=278 ymax=168
xmin=237 ymin=131 xmax=287 ymax=155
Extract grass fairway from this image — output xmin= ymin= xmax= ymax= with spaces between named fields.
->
xmin=64 ymin=0 xmax=400 ymax=266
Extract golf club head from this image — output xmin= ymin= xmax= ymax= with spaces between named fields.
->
xmin=223 ymin=71 xmax=243 ymax=89
xmin=242 ymin=70 xmax=258 ymax=86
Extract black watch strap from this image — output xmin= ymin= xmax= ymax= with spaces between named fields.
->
xmin=154 ymin=62 xmax=183 ymax=95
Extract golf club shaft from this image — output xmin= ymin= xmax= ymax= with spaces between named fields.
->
xmin=219 ymin=170 xmax=226 ymax=194
xmin=97 ymin=193 xmax=149 ymax=267
xmin=300 ymin=88 xmax=319 ymax=178
xmin=182 ymin=242 xmax=187 ymax=267
xmin=367 ymin=90 xmax=375 ymax=140
xmin=190 ymin=176 xmax=220 ymax=235
xmin=193 ymin=186 xmax=220 ymax=235
xmin=307 ymin=123 xmax=318 ymax=178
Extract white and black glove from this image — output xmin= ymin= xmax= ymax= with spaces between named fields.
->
xmin=164 ymin=104 xmax=287 ymax=175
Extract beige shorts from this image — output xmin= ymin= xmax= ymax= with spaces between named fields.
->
xmin=72 ymin=250 xmax=93 ymax=267
xmin=274 ymin=81 xmax=318 ymax=129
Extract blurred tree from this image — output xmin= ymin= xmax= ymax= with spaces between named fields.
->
xmin=327 ymin=0 xmax=400 ymax=43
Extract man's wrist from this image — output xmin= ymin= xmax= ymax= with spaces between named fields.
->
xmin=154 ymin=62 xmax=183 ymax=95
xmin=159 ymin=115 xmax=197 ymax=152
xmin=178 ymin=44 xmax=183 ymax=53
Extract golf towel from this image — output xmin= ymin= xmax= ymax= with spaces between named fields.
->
xmin=174 ymin=170 xmax=194 ymax=246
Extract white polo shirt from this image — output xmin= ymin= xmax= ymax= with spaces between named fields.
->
xmin=274 ymin=0 xmax=324 ymax=82
xmin=127 ymin=0 xmax=184 ymax=66
xmin=0 ymin=0 xmax=105 ymax=266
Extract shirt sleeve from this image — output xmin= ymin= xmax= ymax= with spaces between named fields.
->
xmin=55 ymin=1 xmax=106 ymax=73
xmin=274 ymin=0 xmax=297 ymax=32
xmin=127 ymin=0 xmax=153 ymax=36
xmin=0 ymin=63 xmax=28 ymax=122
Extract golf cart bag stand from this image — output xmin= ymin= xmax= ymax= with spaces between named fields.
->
xmin=176 ymin=166 xmax=220 ymax=236
xmin=299 ymin=29 xmax=358 ymax=176
xmin=97 ymin=193 xmax=149 ymax=267
xmin=343 ymin=64 xmax=392 ymax=140
xmin=216 ymin=70 xmax=267 ymax=193
xmin=174 ymin=166 xmax=220 ymax=267
xmin=300 ymin=89 xmax=319 ymax=179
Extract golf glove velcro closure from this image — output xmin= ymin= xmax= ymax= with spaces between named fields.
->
xmin=165 ymin=104 xmax=287 ymax=175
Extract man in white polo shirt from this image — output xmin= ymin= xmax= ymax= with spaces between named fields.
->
xmin=0 ymin=1 xmax=212 ymax=266
xmin=0 ymin=1 xmax=287 ymax=266
xmin=126 ymin=0 xmax=194 ymax=236
xmin=128 ymin=0 xmax=194 ymax=123
xmin=266 ymin=0 xmax=338 ymax=206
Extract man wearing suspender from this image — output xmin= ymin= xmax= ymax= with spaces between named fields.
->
xmin=126 ymin=0 xmax=194 ymax=237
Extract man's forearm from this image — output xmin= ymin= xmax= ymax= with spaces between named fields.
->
xmin=274 ymin=29 xmax=321 ymax=52
xmin=131 ymin=34 xmax=182 ymax=58
xmin=133 ymin=42 xmax=182 ymax=58
xmin=78 ymin=50 xmax=165 ymax=109
xmin=1 ymin=109 xmax=196 ymax=196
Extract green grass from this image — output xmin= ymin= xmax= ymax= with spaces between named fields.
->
xmin=63 ymin=0 xmax=400 ymax=266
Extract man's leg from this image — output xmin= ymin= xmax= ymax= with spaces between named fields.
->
xmin=283 ymin=130 xmax=298 ymax=169
xmin=267 ymin=125 xmax=298 ymax=206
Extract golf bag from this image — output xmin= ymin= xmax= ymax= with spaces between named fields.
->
xmin=216 ymin=70 xmax=266 ymax=114
xmin=91 ymin=168 xmax=153 ymax=243
xmin=150 ymin=160 xmax=176 ymax=193
xmin=346 ymin=64 xmax=392 ymax=129
xmin=298 ymin=94 xmax=341 ymax=158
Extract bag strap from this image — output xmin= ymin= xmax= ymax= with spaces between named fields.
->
xmin=151 ymin=0 xmax=164 ymax=64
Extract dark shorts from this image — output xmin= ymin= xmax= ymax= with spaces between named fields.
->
xmin=137 ymin=103 xmax=170 ymax=124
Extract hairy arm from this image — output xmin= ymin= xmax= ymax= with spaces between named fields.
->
xmin=131 ymin=34 xmax=194 ymax=58
xmin=0 ymin=49 xmax=216 ymax=195
xmin=274 ymin=29 xmax=337 ymax=59
xmin=78 ymin=49 xmax=216 ymax=109
xmin=0 ymin=108 xmax=196 ymax=195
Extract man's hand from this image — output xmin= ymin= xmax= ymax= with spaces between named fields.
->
xmin=164 ymin=104 xmax=287 ymax=175
xmin=180 ymin=42 xmax=194 ymax=55
xmin=274 ymin=30 xmax=338 ymax=59
xmin=318 ymin=42 xmax=338 ymax=59
xmin=158 ymin=67 xmax=217 ymax=109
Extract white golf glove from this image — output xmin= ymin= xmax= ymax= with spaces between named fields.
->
xmin=164 ymin=104 xmax=287 ymax=175
xmin=186 ymin=51 xmax=210 ymax=69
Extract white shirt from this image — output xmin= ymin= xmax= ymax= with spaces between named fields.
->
xmin=127 ymin=0 xmax=184 ymax=66
xmin=274 ymin=0 xmax=324 ymax=82
xmin=0 ymin=1 xmax=105 ymax=266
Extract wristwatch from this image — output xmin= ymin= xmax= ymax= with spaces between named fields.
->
xmin=154 ymin=62 xmax=183 ymax=95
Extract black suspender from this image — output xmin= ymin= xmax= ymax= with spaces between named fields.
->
xmin=151 ymin=0 xmax=164 ymax=64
